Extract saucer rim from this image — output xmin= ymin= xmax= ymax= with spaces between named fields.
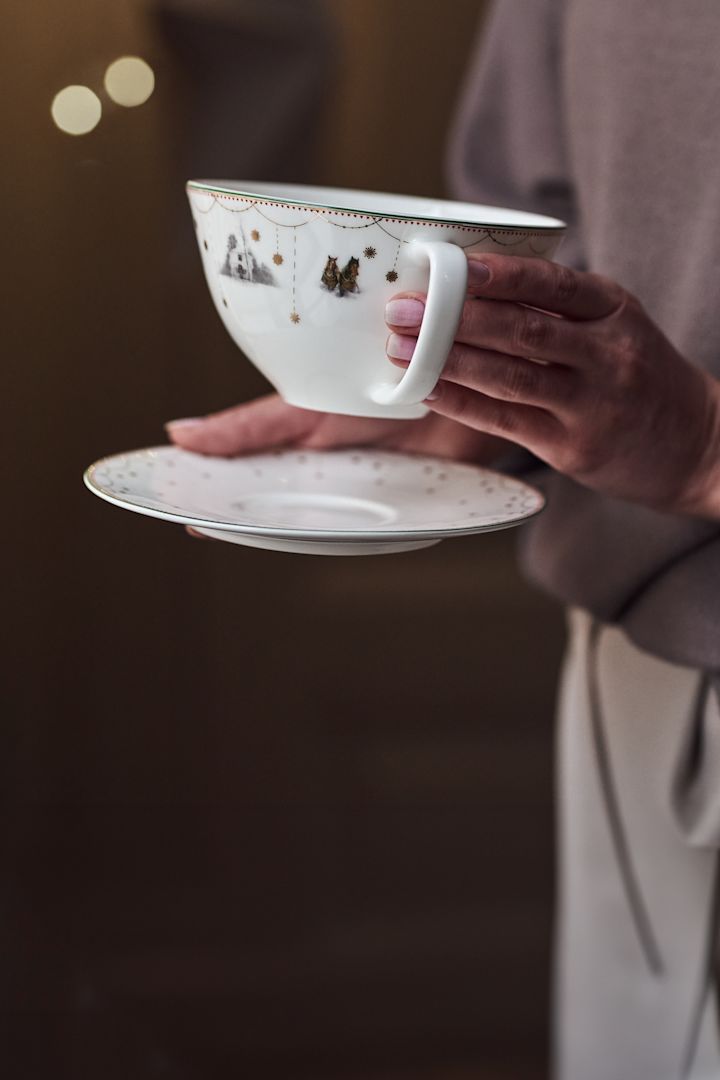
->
xmin=83 ymin=446 xmax=546 ymax=542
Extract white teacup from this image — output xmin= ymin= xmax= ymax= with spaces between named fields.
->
xmin=187 ymin=181 xmax=565 ymax=419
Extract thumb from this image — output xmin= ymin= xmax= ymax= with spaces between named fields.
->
xmin=165 ymin=394 xmax=321 ymax=456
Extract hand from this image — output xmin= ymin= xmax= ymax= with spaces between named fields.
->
xmin=166 ymin=396 xmax=508 ymax=539
xmin=386 ymin=254 xmax=720 ymax=519
xmin=166 ymin=392 xmax=506 ymax=463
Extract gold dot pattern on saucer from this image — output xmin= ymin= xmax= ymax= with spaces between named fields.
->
xmin=84 ymin=446 xmax=545 ymax=544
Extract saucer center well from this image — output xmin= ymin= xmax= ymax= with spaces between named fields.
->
xmin=237 ymin=492 xmax=397 ymax=530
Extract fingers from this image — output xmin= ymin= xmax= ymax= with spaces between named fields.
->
xmin=387 ymin=293 xmax=600 ymax=368
xmin=453 ymin=297 xmax=597 ymax=366
xmin=467 ymin=254 xmax=626 ymax=320
xmin=299 ymin=412 xmax=408 ymax=449
xmin=165 ymin=392 xmax=409 ymax=460
xmin=424 ymin=379 xmax=562 ymax=455
xmin=387 ymin=334 xmax=577 ymax=411
xmin=165 ymin=394 xmax=321 ymax=456
xmin=186 ymin=526 xmax=216 ymax=540
xmin=385 ymin=254 xmax=628 ymax=368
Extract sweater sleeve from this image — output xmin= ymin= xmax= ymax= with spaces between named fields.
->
xmin=446 ymin=0 xmax=585 ymax=269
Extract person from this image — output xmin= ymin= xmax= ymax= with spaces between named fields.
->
xmin=166 ymin=2 xmax=720 ymax=1077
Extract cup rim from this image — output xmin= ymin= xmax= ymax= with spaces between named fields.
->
xmin=186 ymin=180 xmax=566 ymax=233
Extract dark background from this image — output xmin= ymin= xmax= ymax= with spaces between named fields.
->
xmin=2 ymin=2 xmax=565 ymax=1077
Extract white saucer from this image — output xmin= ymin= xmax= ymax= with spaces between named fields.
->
xmin=84 ymin=446 xmax=545 ymax=556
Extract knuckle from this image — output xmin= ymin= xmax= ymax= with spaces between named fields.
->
xmin=502 ymin=360 xmax=536 ymax=402
xmin=554 ymin=264 xmax=579 ymax=304
xmin=457 ymin=299 xmax=480 ymax=341
xmin=558 ymin=431 xmax=600 ymax=475
xmin=611 ymin=333 xmax=643 ymax=389
xmin=556 ymin=441 xmax=586 ymax=474
xmin=494 ymin=406 xmax=521 ymax=436
xmin=589 ymin=273 xmax=627 ymax=313
xmin=513 ymin=310 xmax=552 ymax=355
xmin=442 ymin=342 xmax=466 ymax=381
xmin=614 ymin=332 xmax=639 ymax=364
xmin=503 ymin=258 xmax=527 ymax=295
xmin=447 ymin=386 xmax=475 ymax=425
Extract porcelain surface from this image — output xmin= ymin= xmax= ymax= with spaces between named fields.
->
xmin=84 ymin=446 xmax=545 ymax=556
xmin=187 ymin=181 xmax=566 ymax=418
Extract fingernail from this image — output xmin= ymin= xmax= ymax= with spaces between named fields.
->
xmin=386 ymin=333 xmax=416 ymax=361
xmin=165 ymin=417 xmax=203 ymax=431
xmin=468 ymin=258 xmax=491 ymax=286
xmin=385 ymin=298 xmax=425 ymax=327
xmin=424 ymin=384 xmax=440 ymax=402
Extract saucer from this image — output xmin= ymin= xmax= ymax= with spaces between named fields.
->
xmin=84 ymin=446 xmax=545 ymax=556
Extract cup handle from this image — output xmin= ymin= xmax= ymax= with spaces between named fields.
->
xmin=369 ymin=239 xmax=468 ymax=407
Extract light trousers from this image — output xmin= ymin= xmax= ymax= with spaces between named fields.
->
xmin=556 ymin=609 xmax=720 ymax=1080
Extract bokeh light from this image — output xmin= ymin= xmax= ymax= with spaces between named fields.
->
xmin=51 ymin=86 xmax=102 ymax=135
xmin=104 ymin=57 xmax=155 ymax=107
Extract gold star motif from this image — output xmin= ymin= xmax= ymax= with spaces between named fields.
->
xmin=272 ymin=253 xmax=284 ymax=265
xmin=363 ymin=246 xmax=377 ymax=259
xmin=290 ymin=311 xmax=301 ymax=324
xmin=385 ymin=269 xmax=398 ymax=283
xmin=251 ymin=229 xmax=260 ymax=241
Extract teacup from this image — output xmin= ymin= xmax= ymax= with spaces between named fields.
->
xmin=187 ymin=181 xmax=565 ymax=419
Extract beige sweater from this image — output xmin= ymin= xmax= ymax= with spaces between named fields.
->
xmin=449 ymin=0 xmax=720 ymax=672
